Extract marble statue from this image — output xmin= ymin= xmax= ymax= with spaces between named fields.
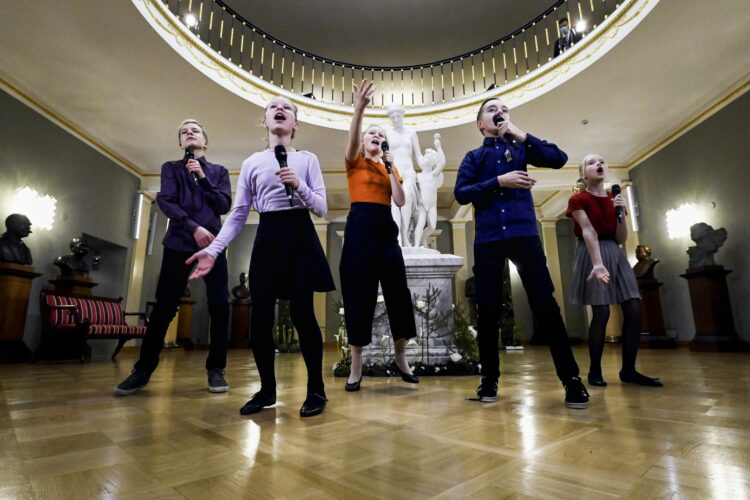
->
xmin=687 ymin=222 xmax=727 ymax=268
xmin=633 ymin=244 xmax=660 ymax=280
xmin=0 ymin=214 xmax=33 ymax=265
xmin=232 ymin=272 xmax=251 ymax=300
xmin=54 ymin=237 xmax=90 ymax=276
xmin=386 ymin=103 xmax=425 ymax=247
xmin=413 ymin=133 xmax=446 ymax=248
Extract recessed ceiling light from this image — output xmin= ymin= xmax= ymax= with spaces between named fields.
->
xmin=576 ymin=20 xmax=587 ymax=33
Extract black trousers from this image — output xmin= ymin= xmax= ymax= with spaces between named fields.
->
xmin=250 ymin=292 xmax=324 ymax=394
xmin=135 ymin=246 xmax=229 ymax=374
xmin=474 ymin=236 xmax=579 ymax=382
xmin=340 ymin=203 xmax=417 ymax=347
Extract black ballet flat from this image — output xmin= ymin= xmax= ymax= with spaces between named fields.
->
xmin=390 ymin=362 xmax=419 ymax=384
xmin=239 ymin=391 xmax=276 ymax=415
xmin=345 ymin=377 xmax=362 ymax=392
xmin=587 ymin=373 xmax=608 ymax=387
xmin=619 ymin=370 xmax=663 ymax=387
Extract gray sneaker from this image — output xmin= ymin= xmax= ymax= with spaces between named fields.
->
xmin=207 ymin=369 xmax=229 ymax=393
xmin=114 ymin=369 xmax=150 ymax=396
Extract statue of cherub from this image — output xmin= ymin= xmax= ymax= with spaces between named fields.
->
xmin=413 ymin=133 xmax=446 ymax=248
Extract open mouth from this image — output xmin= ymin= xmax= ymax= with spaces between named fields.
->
xmin=372 ymin=139 xmax=380 ymax=146
xmin=596 ymin=166 xmax=604 ymax=174
xmin=274 ymin=112 xmax=286 ymax=121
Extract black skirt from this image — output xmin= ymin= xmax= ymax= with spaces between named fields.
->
xmin=249 ymin=209 xmax=335 ymax=300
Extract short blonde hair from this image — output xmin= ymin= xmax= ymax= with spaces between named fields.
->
xmin=177 ymin=119 xmax=208 ymax=147
xmin=360 ymin=124 xmax=387 ymax=155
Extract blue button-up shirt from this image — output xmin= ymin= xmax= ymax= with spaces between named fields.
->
xmin=454 ymin=134 xmax=567 ymax=244
xmin=157 ymin=156 xmax=232 ymax=252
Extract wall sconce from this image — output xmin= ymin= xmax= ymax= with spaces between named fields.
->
xmin=131 ymin=192 xmax=144 ymax=239
xmin=9 ymin=186 xmax=57 ymax=230
xmin=625 ymin=185 xmax=639 ymax=232
xmin=665 ymin=203 xmax=702 ymax=240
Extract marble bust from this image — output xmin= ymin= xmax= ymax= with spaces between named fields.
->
xmin=687 ymin=222 xmax=727 ymax=268
xmin=232 ymin=272 xmax=251 ymax=300
xmin=633 ymin=244 xmax=659 ymax=280
xmin=54 ymin=237 xmax=90 ymax=276
xmin=0 ymin=214 xmax=33 ymax=265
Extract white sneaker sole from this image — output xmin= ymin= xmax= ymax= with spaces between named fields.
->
xmin=208 ymin=385 xmax=229 ymax=393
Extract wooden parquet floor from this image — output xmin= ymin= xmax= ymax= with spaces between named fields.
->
xmin=1 ymin=345 xmax=749 ymax=499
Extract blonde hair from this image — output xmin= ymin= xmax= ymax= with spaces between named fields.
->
xmin=577 ymin=153 xmax=604 ymax=188
xmin=360 ymin=124 xmax=386 ymax=155
xmin=177 ymin=119 xmax=208 ymax=148
xmin=263 ymin=97 xmax=299 ymax=141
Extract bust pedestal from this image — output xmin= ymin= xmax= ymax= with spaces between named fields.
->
xmin=637 ymin=277 xmax=676 ymax=348
xmin=0 ymin=263 xmax=41 ymax=362
xmin=361 ymin=247 xmax=464 ymax=365
xmin=49 ymin=275 xmax=97 ymax=295
xmin=230 ymin=299 xmax=251 ymax=348
xmin=681 ymin=265 xmax=748 ymax=351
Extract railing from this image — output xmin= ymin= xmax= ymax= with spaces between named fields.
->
xmin=162 ymin=0 xmax=621 ymax=108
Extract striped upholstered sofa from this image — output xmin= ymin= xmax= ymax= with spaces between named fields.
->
xmin=36 ymin=288 xmax=147 ymax=362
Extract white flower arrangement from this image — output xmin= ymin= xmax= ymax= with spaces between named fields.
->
xmin=338 ymin=307 xmax=345 ymax=316
xmin=450 ymin=352 xmax=462 ymax=363
xmin=468 ymin=326 xmax=478 ymax=338
xmin=416 ymin=300 xmax=427 ymax=311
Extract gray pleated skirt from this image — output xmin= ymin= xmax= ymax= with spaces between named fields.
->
xmin=570 ymin=239 xmax=640 ymax=305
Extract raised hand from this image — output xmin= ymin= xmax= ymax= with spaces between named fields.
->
xmin=353 ymin=79 xmax=376 ymax=110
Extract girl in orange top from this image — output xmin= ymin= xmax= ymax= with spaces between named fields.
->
xmin=341 ymin=80 xmax=419 ymax=391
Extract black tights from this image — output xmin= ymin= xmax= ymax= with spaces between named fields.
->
xmin=588 ymin=298 xmax=641 ymax=376
xmin=250 ymin=293 xmax=324 ymax=395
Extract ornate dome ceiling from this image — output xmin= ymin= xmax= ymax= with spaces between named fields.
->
xmin=225 ymin=0 xmax=554 ymax=66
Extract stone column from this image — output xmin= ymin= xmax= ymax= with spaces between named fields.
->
xmin=540 ymin=219 xmax=567 ymax=326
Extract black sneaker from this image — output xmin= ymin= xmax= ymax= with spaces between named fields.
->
xmin=475 ymin=379 xmax=499 ymax=402
xmin=564 ymin=377 xmax=590 ymax=409
xmin=207 ymin=369 xmax=229 ymax=393
xmin=239 ymin=391 xmax=276 ymax=415
xmin=113 ymin=369 xmax=150 ymax=396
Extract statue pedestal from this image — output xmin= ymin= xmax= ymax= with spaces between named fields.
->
xmin=230 ymin=299 xmax=251 ymax=349
xmin=362 ymin=248 xmax=464 ymax=366
xmin=49 ymin=275 xmax=97 ymax=295
xmin=637 ymin=278 xmax=676 ymax=348
xmin=176 ymin=297 xmax=196 ymax=349
xmin=681 ymin=265 xmax=749 ymax=352
xmin=0 ymin=263 xmax=41 ymax=363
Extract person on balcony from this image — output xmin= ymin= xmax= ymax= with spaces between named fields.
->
xmin=554 ymin=18 xmax=583 ymax=57
xmin=114 ymin=119 xmax=232 ymax=396
xmin=186 ymin=96 xmax=334 ymax=418
xmin=341 ymin=80 xmax=419 ymax=392
xmin=567 ymin=154 xmax=662 ymax=387
xmin=454 ymin=97 xmax=589 ymax=408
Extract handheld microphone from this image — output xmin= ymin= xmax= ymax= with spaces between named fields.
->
xmin=493 ymin=113 xmax=508 ymax=143
xmin=381 ymin=140 xmax=392 ymax=174
xmin=184 ymin=148 xmax=198 ymax=184
xmin=274 ymin=145 xmax=294 ymax=207
xmin=611 ymin=184 xmax=624 ymax=224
